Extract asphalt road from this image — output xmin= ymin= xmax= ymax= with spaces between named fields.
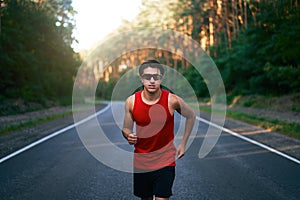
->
xmin=0 ymin=102 xmax=300 ymax=200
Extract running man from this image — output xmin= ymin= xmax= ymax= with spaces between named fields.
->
xmin=122 ymin=59 xmax=196 ymax=200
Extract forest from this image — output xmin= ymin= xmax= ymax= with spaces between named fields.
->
xmin=0 ymin=0 xmax=80 ymax=114
xmin=91 ymin=0 xmax=300 ymax=100
xmin=0 ymin=0 xmax=300 ymax=114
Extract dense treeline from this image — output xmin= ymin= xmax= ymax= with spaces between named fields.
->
xmin=91 ymin=0 xmax=300 ymax=100
xmin=138 ymin=0 xmax=299 ymax=96
xmin=214 ymin=0 xmax=300 ymax=96
xmin=0 ymin=0 xmax=79 ymax=110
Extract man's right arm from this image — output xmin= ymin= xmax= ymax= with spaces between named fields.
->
xmin=122 ymin=95 xmax=137 ymax=145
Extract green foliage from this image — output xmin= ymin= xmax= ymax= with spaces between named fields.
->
xmin=94 ymin=0 xmax=300 ymax=100
xmin=214 ymin=1 xmax=300 ymax=96
xmin=264 ymin=65 xmax=300 ymax=94
xmin=96 ymin=77 xmax=118 ymax=100
xmin=180 ymin=65 xmax=209 ymax=98
xmin=0 ymin=0 xmax=79 ymax=107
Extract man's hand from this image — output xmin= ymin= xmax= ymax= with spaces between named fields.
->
xmin=176 ymin=144 xmax=185 ymax=159
xmin=126 ymin=133 xmax=137 ymax=145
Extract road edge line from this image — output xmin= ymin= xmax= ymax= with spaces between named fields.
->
xmin=197 ymin=116 xmax=300 ymax=165
xmin=0 ymin=103 xmax=111 ymax=164
xmin=1 ymin=105 xmax=299 ymax=165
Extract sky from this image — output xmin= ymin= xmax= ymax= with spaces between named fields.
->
xmin=72 ymin=0 xmax=142 ymax=52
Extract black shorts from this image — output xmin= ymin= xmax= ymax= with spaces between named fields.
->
xmin=133 ymin=166 xmax=175 ymax=198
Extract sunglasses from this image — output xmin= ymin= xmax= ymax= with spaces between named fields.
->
xmin=141 ymin=74 xmax=163 ymax=81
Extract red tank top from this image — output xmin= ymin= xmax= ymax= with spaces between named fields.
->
xmin=132 ymin=89 xmax=176 ymax=170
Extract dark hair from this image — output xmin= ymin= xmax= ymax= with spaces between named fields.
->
xmin=139 ymin=60 xmax=165 ymax=75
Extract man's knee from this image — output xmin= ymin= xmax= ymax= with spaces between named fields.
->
xmin=155 ymin=197 xmax=169 ymax=200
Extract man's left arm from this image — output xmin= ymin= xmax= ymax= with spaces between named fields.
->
xmin=172 ymin=95 xmax=196 ymax=158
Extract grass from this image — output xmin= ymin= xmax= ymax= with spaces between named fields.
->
xmin=0 ymin=102 xmax=105 ymax=136
xmin=199 ymin=105 xmax=300 ymax=140
xmin=229 ymin=93 xmax=300 ymax=112
xmin=1 ymin=95 xmax=299 ymax=141
xmin=0 ymin=110 xmax=72 ymax=136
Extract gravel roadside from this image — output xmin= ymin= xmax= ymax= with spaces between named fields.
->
xmin=0 ymin=104 xmax=106 ymax=160
xmin=200 ymin=111 xmax=300 ymax=162
xmin=229 ymin=106 xmax=300 ymax=124
xmin=0 ymin=103 xmax=300 ymax=164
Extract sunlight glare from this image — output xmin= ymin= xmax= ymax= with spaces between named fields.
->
xmin=72 ymin=0 xmax=141 ymax=52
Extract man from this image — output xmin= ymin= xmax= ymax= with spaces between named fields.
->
xmin=122 ymin=60 xmax=196 ymax=200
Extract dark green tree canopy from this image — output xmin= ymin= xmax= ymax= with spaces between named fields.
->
xmin=0 ymin=0 xmax=80 ymax=106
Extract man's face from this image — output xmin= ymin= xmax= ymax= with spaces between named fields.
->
xmin=140 ymin=67 xmax=163 ymax=93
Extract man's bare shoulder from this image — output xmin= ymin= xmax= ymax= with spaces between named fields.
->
xmin=125 ymin=94 xmax=135 ymax=111
xmin=168 ymin=93 xmax=181 ymax=109
xmin=126 ymin=94 xmax=134 ymax=101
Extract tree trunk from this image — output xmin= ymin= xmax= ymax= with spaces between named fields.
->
xmin=0 ymin=0 xmax=3 ymax=35
xmin=209 ymin=0 xmax=214 ymax=47
xmin=173 ymin=58 xmax=178 ymax=91
xmin=244 ymin=0 xmax=248 ymax=28
xmin=231 ymin=0 xmax=237 ymax=39
xmin=224 ymin=0 xmax=232 ymax=48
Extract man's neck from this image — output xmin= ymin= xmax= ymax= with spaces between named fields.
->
xmin=142 ymin=89 xmax=162 ymax=105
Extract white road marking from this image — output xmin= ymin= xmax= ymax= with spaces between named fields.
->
xmin=0 ymin=104 xmax=111 ymax=163
xmin=1 ymin=103 xmax=299 ymax=166
xmin=197 ymin=116 xmax=300 ymax=165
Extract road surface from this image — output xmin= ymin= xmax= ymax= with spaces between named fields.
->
xmin=0 ymin=102 xmax=299 ymax=199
